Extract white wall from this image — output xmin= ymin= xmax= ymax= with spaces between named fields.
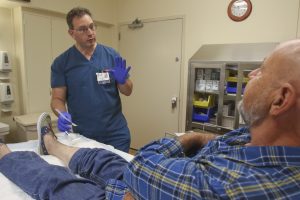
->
xmin=116 ymin=0 xmax=300 ymax=130
xmin=117 ymin=0 xmax=299 ymax=56
xmin=0 ymin=0 xmax=117 ymax=24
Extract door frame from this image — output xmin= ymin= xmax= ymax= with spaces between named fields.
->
xmin=117 ymin=15 xmax=186 ymax=132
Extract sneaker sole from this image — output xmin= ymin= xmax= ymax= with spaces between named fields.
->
xmin=37 ymin=112 xmax=51 ymax=155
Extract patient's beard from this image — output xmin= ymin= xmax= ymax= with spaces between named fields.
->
xmin=238 ymin=100 xmax=267 ymax=127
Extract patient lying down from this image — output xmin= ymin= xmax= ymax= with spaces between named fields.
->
xmin=1 ymin=40 xmax=300 ymax=199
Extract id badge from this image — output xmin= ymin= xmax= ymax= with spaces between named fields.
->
xmin=96 ymin=72 xmax=110 ymax=84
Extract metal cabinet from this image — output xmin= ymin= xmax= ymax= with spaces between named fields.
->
xmin=186 ymin=43 xmax=277 ymax=134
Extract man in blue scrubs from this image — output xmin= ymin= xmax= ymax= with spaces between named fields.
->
xmin=50 ymin=7 xmax=133 ymax=152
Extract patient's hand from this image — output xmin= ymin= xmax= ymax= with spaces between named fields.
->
xmin=178 ymin=132 xmax=217 ymax=156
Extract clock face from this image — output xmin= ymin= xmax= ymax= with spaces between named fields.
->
xmin=228 ymin=0 xmax=252 ymax=22
xmin=231 ymin=1 xmax=248 ymax=17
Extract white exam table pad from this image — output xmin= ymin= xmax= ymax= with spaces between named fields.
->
xmin=0 ymin=133 xmax=134 ymax=200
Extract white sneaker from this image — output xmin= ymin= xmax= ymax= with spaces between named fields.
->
xmin=37 ymin=112 xmax=55 ymax=155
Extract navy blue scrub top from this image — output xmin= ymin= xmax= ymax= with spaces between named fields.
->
xmin=51 ymin=44 xmax=128 ymax=138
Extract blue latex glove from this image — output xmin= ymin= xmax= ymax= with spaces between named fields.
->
xmin=57 ymin=111 xmax=72 ymax=132
xmin=111 ymin=57 xmax=131 ymax=84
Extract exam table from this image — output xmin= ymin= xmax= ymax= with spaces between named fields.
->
xmin=0 ymin=133 xmax=134 ymax=200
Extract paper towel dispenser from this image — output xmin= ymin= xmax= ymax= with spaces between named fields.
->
xmin=0 ymin=51 xmax=11 ymax=72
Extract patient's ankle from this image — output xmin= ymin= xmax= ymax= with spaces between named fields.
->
xmin=43 ymin=134 xmax=57 ymax=155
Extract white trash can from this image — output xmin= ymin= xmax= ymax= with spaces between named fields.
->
xmin=14 ymin=113 xmax=58 ymax=141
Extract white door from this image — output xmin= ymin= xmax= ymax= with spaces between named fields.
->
xmin=119 ymin=18 xmax=183 ymax=149
xmin=51 ymin=17 xmax=74 ymax=59
xmin=23 ymin=12 xmax=52 ymax=113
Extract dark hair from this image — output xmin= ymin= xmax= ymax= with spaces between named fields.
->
xmin=66 ymin=7 xmax=92 ymax=29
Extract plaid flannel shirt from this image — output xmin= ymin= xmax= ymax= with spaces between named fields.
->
xmin=106 ymin=128 xmax=300 ymax=199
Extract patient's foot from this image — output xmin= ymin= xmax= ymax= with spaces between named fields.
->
xmin=0 ymin=140 xmax=11 ymax=159
xmin=37 ymin=113 xmax=57 ymax=155
xmin=37 ymin=113 xmax=79 ymax=165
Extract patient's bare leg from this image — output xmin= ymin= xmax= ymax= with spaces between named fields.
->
xmin=43 ymin=134 xmax=79 ymax=166
xmin=0 ymin=143 xmax=11 ymax=159
xmin=38 ymin=112 xmax=80 ymax=166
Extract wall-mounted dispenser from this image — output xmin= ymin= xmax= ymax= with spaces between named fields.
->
xmin=0 ymin=83 xmax=13 ymax=102
xmin=0 ymin=83 xmax=13 ymax=112
xmin=0 ymin=51 xmax=11 ymax=72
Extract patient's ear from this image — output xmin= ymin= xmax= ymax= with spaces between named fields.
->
xmin=270 ymin=83 xmax=296 ymax=116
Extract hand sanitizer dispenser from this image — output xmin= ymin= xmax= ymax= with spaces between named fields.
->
xmin=0 ymin=51 xmax=11 ymax=72
xmin=0 ymin=83 xmax=13 ymax=112
xmin=0 ymin=83 xmax=13 ymax=103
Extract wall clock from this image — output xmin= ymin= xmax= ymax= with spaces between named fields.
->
xmin=227 ymin=0 xmax=252 ymax=22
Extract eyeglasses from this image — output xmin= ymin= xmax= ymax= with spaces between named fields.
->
xmin=73 ymin=23 xmax=97 ymax=34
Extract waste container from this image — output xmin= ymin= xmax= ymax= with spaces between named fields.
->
xmin=14 ymin=113 xmax=58 ymax=141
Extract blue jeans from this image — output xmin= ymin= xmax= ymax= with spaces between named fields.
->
xmin=0 ymin=148 xmax=128 ymax=200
